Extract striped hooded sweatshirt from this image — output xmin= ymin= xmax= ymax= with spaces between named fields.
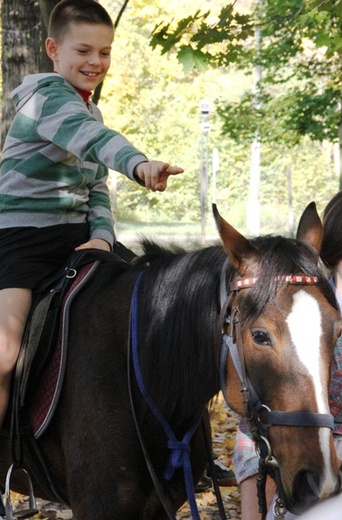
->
xmin=0 ymin=73 xmax=148 ymax=247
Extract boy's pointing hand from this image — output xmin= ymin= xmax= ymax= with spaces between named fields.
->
xmin=135 ymin=161 xmax=184 ymax=192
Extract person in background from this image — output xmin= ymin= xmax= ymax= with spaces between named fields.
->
xmin=320 ymin=192 xmax=342 ymax=460
xmin=233 ymin=192 xmax=342 ymax=519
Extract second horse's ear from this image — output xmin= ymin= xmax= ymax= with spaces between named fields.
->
xmin=296 ymin=201 xmax=323 ymax=254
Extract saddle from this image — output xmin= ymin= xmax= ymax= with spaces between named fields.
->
xmin=3 ymin=244 xmax=135 ymax=519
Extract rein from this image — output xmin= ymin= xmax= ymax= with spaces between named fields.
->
xmin=129 ymin=272 xmax=227 ymax=520
xmin=219 ymin=264 xmax=335 ymax=519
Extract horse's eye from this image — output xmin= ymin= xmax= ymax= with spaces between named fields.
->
xmin=252 ymin=330 xmax=272 ymax=346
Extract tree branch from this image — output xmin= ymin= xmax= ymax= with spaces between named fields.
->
xmin=93 ymin=0 xmax=130 ymax=105
xmin=114 ymin=0 xmax=130 ymax=29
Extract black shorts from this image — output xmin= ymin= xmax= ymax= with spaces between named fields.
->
xmin=0 ymin=223 xmax=89 ymax=290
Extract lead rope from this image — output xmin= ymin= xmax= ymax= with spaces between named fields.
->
xmin=201 ymin=418 xmax=228 ymax=520
xmin=130 ymin=272 xmax=203 ymax=520
xmin=127 ymin=314 xmax=176 ymax=520
xmin=257 ymin=458 xmax=268 ymax=520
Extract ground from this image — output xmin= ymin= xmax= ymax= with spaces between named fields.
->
xmin=9 ymin=395 xmax=241 ymax=519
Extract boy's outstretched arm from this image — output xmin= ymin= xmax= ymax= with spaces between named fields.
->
xmin=135 ymin=161 xmax=184 ymax=192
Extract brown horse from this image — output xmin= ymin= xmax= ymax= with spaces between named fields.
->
xmin=0 ymin=203 xmax=341 ymax=519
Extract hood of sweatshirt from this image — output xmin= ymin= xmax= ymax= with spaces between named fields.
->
xmin=11 ymin=73 xmax=81 ymax=111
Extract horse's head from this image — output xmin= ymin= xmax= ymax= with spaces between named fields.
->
xmin=214 ymin=202 xmax=342 ymax=515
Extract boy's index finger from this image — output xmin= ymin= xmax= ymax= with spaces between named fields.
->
xmin=163 ymin=166 xmax=184 ymax=175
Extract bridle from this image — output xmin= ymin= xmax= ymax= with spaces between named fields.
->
xmin=218 ymin=261 xmax=335 ymax=518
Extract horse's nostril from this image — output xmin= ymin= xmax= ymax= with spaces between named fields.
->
xmin=293 ymin=469 xmax=320 ymax=505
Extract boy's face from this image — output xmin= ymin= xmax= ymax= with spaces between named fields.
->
xmin=46 ymin=23 xmax=113 ymax=92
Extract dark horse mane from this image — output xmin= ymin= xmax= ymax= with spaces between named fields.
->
xmin=131 ymin=235 xmax=336 ymax=432
xmin=134 ymin=240 xmax=226 ymax=430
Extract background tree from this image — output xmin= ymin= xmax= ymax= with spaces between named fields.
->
xmin=101 ymin=0 xmax=243 ymax=230
xmin=148 ymin=0 xmax=341 ymax=241
xmin=219 ymin=0 xmax=341 ymax=181
xmin=150 ymin=0 xmax=342 ymax=182
xmin=38 ymin=0 xmax=59 ymax=72
xmin=1 ymin=0 xmax=41 ymax=147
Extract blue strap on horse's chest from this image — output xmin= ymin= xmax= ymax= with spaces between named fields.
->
xmin=130 ymin=272 xmax=202 ymax=520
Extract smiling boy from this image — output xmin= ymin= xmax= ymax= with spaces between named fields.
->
xmin=47 ymin=17 xmax=113 ymax=93
xmin=0 ymin=0 xmax=183 ymax=433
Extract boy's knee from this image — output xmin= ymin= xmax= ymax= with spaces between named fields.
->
xmin=0 ymin=332 xmax=21 ymax=375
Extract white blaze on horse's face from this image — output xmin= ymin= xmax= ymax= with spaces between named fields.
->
xmin=286 ymin=289 xmax=335 ymax=497
xmin=286 ymin=291 xmax=324 ymax=410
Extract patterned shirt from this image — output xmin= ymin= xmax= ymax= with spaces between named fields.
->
xmin=329 ymin=278 xmax=342 ymax=434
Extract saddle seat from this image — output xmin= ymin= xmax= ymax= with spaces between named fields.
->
xmin=3 ymin=245 xmax=133 ymax=519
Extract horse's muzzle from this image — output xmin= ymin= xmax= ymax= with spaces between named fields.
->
xmin=282 ymin=467 xmax=342 ymax=515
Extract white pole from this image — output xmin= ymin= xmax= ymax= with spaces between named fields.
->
xmin=212 ymin=147 xmax=219 ymax=205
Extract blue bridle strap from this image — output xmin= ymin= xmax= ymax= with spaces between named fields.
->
xmin=130 ymin=272 xmax=203 ymax=520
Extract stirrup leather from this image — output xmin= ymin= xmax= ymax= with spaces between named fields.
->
xmin=5 ymin=465 xmax=38 ymax=519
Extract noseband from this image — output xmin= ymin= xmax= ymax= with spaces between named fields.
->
xmin=218 ymin=261 xmax=335 ymax=518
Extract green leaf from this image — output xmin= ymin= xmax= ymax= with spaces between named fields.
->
xmin=315 ymin=33 xmax=334 ymax=46
xmin=177 ymin=46 xmax=208 ymax=72
xmin=150 ymin=11 xmax=205 ymax=54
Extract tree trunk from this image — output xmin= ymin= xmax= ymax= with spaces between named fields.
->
xmin=38 ymin=0 xmax=59 ymax=72
xmin=339 ymin=107 xmax=342 ymax=190
xmin=1 ymin=0 xmax=40 ymax=148
xmin=246 ymin=8 xmax=262 ymax=237
xmin=286 ymin=164 xmax=294 ymax=237
xmin=247 ymin=137 xmax=261 ymax=236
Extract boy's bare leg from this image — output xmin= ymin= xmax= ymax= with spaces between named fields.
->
xmin=0 ymin=288 xmax=32 ymax=427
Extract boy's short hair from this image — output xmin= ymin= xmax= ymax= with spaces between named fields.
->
xmin=48 ymin=0 xmax=114 ymax=41
xmin=321 ymin=191 xmax=342 ymax=270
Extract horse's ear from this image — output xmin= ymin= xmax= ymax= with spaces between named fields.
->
xmin=213 ymin=204 xmax=258 ymax=273
xmin=296 ymin=201 xmax=323 ymax=254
